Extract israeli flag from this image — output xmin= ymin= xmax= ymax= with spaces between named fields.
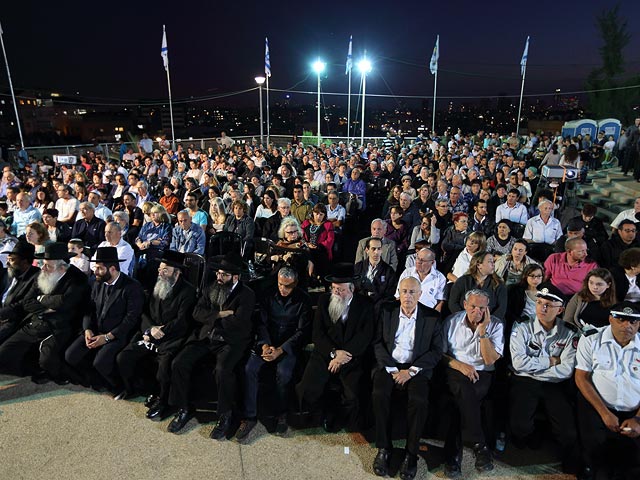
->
xmin=345 ymin=35 xmax=353 ymax=75
xmin=520 ymin=36 xmax=530 ymax=77
xmin=265 ymin=37 xmax=271 ymax=78
xmin=161 ymin=25 xmax=168 ymax=71
xmin=429 ymin=35 xmax=439 ymax=75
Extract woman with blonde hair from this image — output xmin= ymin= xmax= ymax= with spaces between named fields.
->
xmin=208 ymin=197 xmax=227 ymax=234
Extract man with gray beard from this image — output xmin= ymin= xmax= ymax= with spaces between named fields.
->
xmin=0 ymin=242 xmax=89 ymax=384
xmin=0 ymin=242 xmax=39 ymax=345
xmin=296 ymin=263 xmax=374 ymax=432
xmin=166 ymin=252 xmax=256 ymax=438
xmin=116 ymin=250 xmax=197 ymax=417
xmin=65 ymin=247 xmax=143 ymax=394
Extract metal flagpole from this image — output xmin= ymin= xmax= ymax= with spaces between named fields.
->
xmin=317 ymin=72 xmax=321 ymax=147
xmin=429 ymin=35 xmax=439 ymax=135
xmin=161 ymin=25 xmax=176 ymax=150
xmin=0 ymin=22 xmax=25 ymax=150
xmin=360 ymin=51 xmax=367 ymax=147
xmin=516 ymin=36 xmax=530 ymax=136
xmin=258 ymin=84 xmax=264 ymax=145
xmin=265 ymin=37 xmax=271 ymax=146
xmin=346 ymin=35 xmax=353 ymax=144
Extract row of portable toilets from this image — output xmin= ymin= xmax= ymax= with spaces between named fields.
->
xmin=561 ymin=118 xmax=622 ymax=141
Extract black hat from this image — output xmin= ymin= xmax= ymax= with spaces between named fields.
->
xmin=4 ymin=241 xmax=35 ymax=260
xmin=34 ymin=242 xmax=75 ymax=261
xmin=610 ymin=302 xmax=640 ymax=322
xmin=324 ymin=263 xmax=361 ymax=284
xmin=209 ymin=251 xmax=247 ymax=275
xmin=89 ymin=246 xmax=125 ymax=263
xmin=536 ymin=284 xmax=565 ymax=305
xmin=159 ymin=250 xmax=186 ymax=269
xmin=566 ymin=218 xmax=585 ymax=232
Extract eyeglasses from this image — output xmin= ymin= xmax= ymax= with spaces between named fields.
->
xmin=528 ymin=274 xmax=543 ymax=279
xmin=215 ymin=271 xmax=232 ymax=278
xmin=621 ymin=229 xmax=637 ymax=233
xmin=284 ymin=230 xmax=298 ymax=235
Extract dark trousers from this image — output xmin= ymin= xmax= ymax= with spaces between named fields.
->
xmin=116 ymin=340 xmax=177 ymax=401
xmin=242 ymin=350 xmax=298 ymax=418
xmin=168 ymin=339 xmax=244 ymax=414
xmin=0 ymin=321 xmax=69 ymax=377
xmin=296 ymin=350 xmax=363 ymax=427
xmin=372 ymin=366 xmax=430 ymax=455
xmin=0 ymin=321 xmax=19 ymax=346
xmin=65 ymin=334 xmax=128 ymax=388
xmin=509 ymin=375 xmax=577 ymax=457
xmin=444 ymin=368 xmax=493 ymax=459
xmin=577 ymin=394 xmax=640 ymax=478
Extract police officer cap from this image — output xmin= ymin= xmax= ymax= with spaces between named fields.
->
xmin=610 ymin=302 xmax=640 ymax=322
xmin=536 ymin=284 xmax=565 ymax=305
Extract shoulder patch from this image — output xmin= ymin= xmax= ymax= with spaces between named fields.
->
xmin=572 ymin=337 xmax=579 ymax=349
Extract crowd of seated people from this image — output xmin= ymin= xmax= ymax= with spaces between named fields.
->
xmin=0 ymin=126 xmax=639 ymax=480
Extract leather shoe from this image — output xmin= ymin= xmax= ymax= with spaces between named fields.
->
xmin=113 ymin=390 xmax=131 ymax=401
xmin=144 ymin=394 xmax=159 ymax=408
xmin=235 ymin=418 xmax=257 ymax=443
xmin=167 ymin=408 xmax=192 ymax=434
xmin=399 ymin=452 xmax=418 ymax=480
xmin=372 ymin=448 xmax=390 ymax=477
xmin=473 ymin=443 xmax=494 ymax=472
xmin=146 ymin=402 xmax=168 ymax=421
xmin=210 ymin=413 xmax=231 ymax=440
xmin=274 ymin=414 xmax=288 ymax=436
xmin=31 ymin=370 xmax=53 ymax=385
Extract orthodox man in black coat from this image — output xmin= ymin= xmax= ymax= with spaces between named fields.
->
xmin=296 ymin=263 xmax=374 ymax=431
xmin=0 ymin=242 xmax=89 ymax=384
xmin=371 ymin=276 xmax=444 ymax=480
xmin=116 ymin=250 xmax=197 ymax=415
xmin=166 ymin=252 xmax=256 ymax=440
xmin=65 ymin=246 xmax=144 ymax=392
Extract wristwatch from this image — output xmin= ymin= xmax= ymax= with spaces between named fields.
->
xmin=408 ymin=369 xmax=417 ymax=377
xmin=478 ymin=333 xmax=489 ymax=339
xmin=104 ymin=334 xmax=111 ymax=344
xmin=330 ymin=349 xmax=337 ymax=359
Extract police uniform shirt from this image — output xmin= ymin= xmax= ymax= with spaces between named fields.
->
xmin=395 ymin=266 xmax=446 ymax=309
xmin=444 ymin=311 xmax=504 ymax=371
xmin=576 ymin=326 xmax=640 ymax=412
xmin=510 ymin=317 xmax=577 ymax=382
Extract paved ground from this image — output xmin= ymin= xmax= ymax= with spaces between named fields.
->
xmin=0 ymin=374 xmax=575 ymax=480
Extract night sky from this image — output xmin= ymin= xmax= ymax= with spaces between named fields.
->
xmin=2 ymin=1 xmax=640 ymax=108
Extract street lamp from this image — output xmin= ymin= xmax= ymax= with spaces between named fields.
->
xmin=312 ymin=59 xmax=326 ymax=147
xmin=255 ymin=76 xmax=266 ymax=145
xmin=358 ymin=57 xmax=372 ymax=147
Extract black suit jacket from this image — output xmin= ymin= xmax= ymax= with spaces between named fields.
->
xmin=192 ymin=282 xmax=256 ymax=350
xmin=0 ymin=265 xmax=40 ymax=323
xmin=138 ymin=276 xmax=197 ymax=352
xmin=374 ymin=302 xmax=444 ymax=379
xmin=83 ymin=273 xmax=144 ymax=339
xmin=312 ymin=293 xmax=374 ymax=360
xmin=611 ymin=265 xmax=640 ymax=303
xmin=22 ymin=265 xmax=90 ymax=336
xmin=353 ymin=260 xmax=396 ymax=306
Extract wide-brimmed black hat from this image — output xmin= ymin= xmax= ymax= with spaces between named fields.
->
xmin=4 ymin=241 xmax=35 ymax=260
xmin=88 ymin=246 xmax=126 ymax=263
xmin=324 ymin=263 xmax=361 ymax=284
xmin=34 ymin=242 xmax=75 ymax=261
xmin=209 ymin=251 xmax=248 ymax=275
xmin=159 ymin=250 xmax=186 ymax=269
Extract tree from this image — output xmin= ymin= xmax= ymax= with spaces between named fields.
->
xmin=586 ymin=4 xmax=640 ymax=123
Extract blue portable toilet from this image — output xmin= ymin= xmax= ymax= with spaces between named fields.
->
xmin=561 ymin=120 xmax=578 ymax=139
xmin=562 ymin=119 xmax=598 ymax=139
xmin=597 ymin=118 xmax=621 ymax=141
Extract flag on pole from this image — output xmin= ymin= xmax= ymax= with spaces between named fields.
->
xmin=161 ymin=25 xmax=169 ymax=71
xmin=429 ymin=35 xmax=439 ymax=75
xmin=345 ymin=35 xmax=353 ymax=75
xmin=265 ymin=37 xmax=271 ymax=78
xmin=520 ymin=36 xmax=530 ymax=77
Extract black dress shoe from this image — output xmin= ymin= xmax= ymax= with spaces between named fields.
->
xmin=235 ymin=418 xmax=257 ymax=443
xmin=443 ymin=459 xmax=462 ymax=479
xmin=31 ymin=371 xmax=53 ymax=385
xmin=399 ymin=452 xmax=418 ymax=480
xmin=473 ymin=443 xmax=494 ymax=472
xmin=113 ymin=390 xmax=131 ymax=401
xmin=210 ymin=413 xmax=231 ymax=440
xmin=167 ymin=408 xmax=193 ymax=434
xmin=274 ymin=414 xmax=288 ymax=436
xmin=144 ymin=394 xmax=160 ymax=408
xmin=372 ymin=448 xmax=390 ymax=477
xmin=146 ymin=402 xmax=168 ymax=421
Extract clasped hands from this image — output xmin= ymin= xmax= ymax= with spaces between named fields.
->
xmin=261 ymin=344 xmax=284 ymax=362
xmin=328 ymin=350 xmax=352 ymax=373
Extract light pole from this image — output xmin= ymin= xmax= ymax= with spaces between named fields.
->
xmin=255 ymin=76 xmax=266 ymax=146
xmin=312 ymin=59 xmax=326 ymax=147
xmin=358 ymin=56 xmax=372 ymax=147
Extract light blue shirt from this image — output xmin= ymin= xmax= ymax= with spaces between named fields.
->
xmin=11 ymin=206 xmax=41 ymax=236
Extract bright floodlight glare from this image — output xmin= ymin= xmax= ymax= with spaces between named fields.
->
xmin=312 ymin=59 xmax=326 ymax=74
xmin=358 ymin=58 xmax=372 ymax=74
xmin=255 ymin=76 xmax=266 ymax=85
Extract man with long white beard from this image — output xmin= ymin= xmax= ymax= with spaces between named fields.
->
xmin=166 ymin=251 xmax=255 ymax=439
xmin=0 ymin=242 xmax=89 ymax=384
xmin=116 ymin=250 xmax=196 ymax=416
xmin=296 ymin=263 xmax=374 ymax=432
xmin=0 ymin=242 xmax=39 ymax=346
xmin=64 ymin=246 xmax=143 ymax=393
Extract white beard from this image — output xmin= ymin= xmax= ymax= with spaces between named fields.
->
xmin=153 ymin=277 xmax=174 ymax=301
xmin=37 ymin=270 xmax=64 ymax=295
xmin=328 ymin=294 xmax=348 ymax=324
